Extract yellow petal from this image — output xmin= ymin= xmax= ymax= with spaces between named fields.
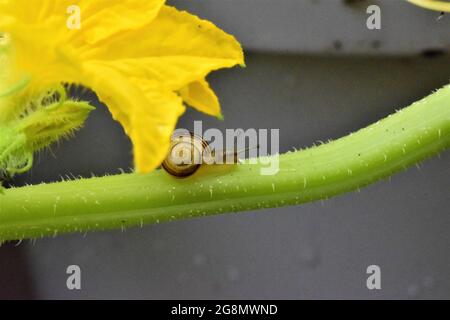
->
xmin=0 ymin=0 xmax=165 ymax=77
xmin=81 ymin=5 xmax=244 ymax=90
xmin=96 ymin=56 xmax=239 ymax=91
xmin=84 ymin=6 xmax=243 ymax=61
xmin=179 ymin=80 xmax=222 ymax=117
xmin=83 ymin=62 xmax=185 ymax=173
xmin=0 ymin=0 xmax=68 ymax=24
xmin=74 ymin=0 xmax=165 ymax=44
xmin=407 ymin=0 xmax=450 ymax=12
xmin=0 ymin=1 xmax=74 ymax=89
xmin=130 ymin=80 xmax=186 ymax=173
xmin=0 ymin=0 xmax=165 ymax=40
xmin=82 ymin=62 xmax=139 ymax=133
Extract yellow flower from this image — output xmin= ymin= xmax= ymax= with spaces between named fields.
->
xmin=407 ymin=0 xmax=450 ymax=12
xmin=0 ymin=0 xmax=244 ymax=173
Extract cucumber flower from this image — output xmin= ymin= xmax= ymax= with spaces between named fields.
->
xmin=0 ymin=0 xmax=244 ymax=173
xmin=407 ymin=0 xmax=450 ymax=12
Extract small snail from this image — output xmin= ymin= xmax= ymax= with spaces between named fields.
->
xmin=162 ymin=132 xmax=243 ymax=178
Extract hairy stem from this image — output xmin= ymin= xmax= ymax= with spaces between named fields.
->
xmin=1 ymin=85 xmax=449 ymax=242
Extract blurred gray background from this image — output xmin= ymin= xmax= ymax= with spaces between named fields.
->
xmin=0 ymin=0 xmax=449 ymax=299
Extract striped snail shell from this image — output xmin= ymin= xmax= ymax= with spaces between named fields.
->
xmin=162 ymin=132 xmax=212 ymax=178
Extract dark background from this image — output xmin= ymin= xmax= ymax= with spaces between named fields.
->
xmin=1 ymin=0 xmax=449 ymax=299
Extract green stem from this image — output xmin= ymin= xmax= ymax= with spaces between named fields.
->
xmin=1 ymin=85 xmax=449 ymax=242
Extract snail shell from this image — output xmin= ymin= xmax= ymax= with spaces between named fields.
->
xmin=162 ymin=131 xmax=248 ymax=178
xmin=162 ymin=132 xmax=212 ymax=178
